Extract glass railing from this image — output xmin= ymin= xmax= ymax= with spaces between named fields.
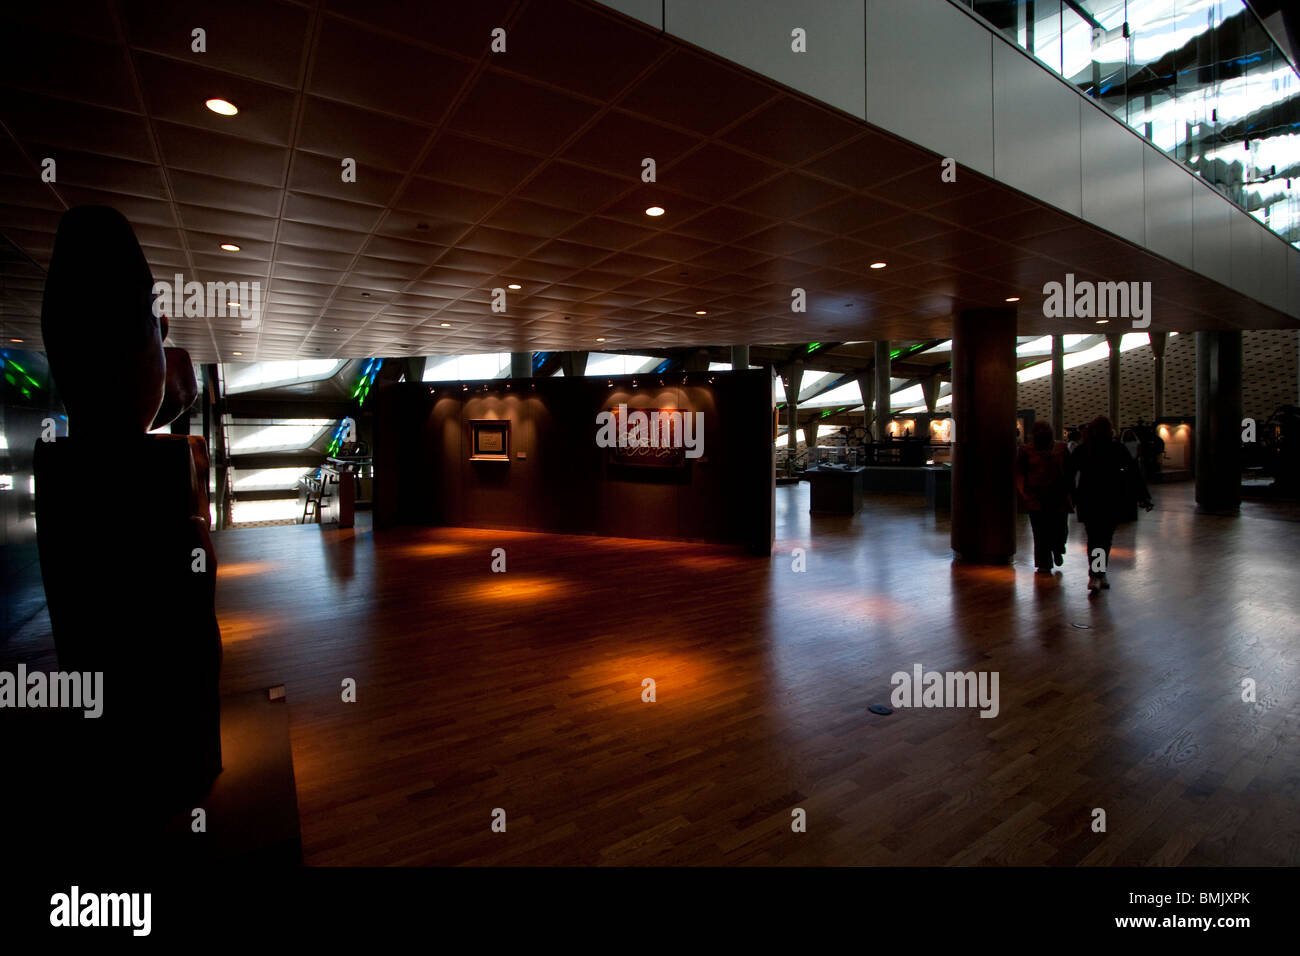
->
xmin=953 ymin=0 xmax=1299 ymax=249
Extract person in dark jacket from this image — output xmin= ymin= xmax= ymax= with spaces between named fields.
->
xmin=1067 ymin=415 xmax=1153 ymax=592
xmin=1016 ymin=421 xmax=1072 ymax=574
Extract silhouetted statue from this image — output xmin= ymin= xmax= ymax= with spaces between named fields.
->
xmin=33 ymin=206 xmax=222 ymax=824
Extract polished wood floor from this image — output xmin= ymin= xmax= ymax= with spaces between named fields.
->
xmin=7 ymin=482 xmax=1298 ymax=865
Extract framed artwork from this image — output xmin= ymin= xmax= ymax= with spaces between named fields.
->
xmin=606 ymin=406 xmax=689 ymax=468
xmin=469 ymin=420 xmax=510 ymax=462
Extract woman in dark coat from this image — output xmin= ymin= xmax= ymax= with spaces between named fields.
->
xmin=1016 ymin=421 xmax=1072 ymax=573
xmin=1067 ymin=415 xmax=1153 ymax=591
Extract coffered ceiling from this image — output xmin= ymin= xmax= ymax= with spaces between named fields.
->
xmin=1 ymin=0 xmax=1295 ymax=363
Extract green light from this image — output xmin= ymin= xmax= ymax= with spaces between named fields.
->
xmin=806 ymin=342 xmax=821 ymax=353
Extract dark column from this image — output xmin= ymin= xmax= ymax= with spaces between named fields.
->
xmin=730 ymin=344 xmax=750 ymax=370
xmin=921 ymin=375 xmax=941 ymax=413
xmin=1050 ymin=334 xmax=1064 ymax=438
xmin=510 ymin=351 xmax=533 ymax=378
xmin=1195 ymin=331 xmax=1242 ymax=514
xmin=1148 ymin=331 xmax=1168 ymax=420
xmin=1107 ymin=333 xmax=1123 ymax=426
xmin=951 ymin=308 xmax=1018 ymax=564
xmin=402 ymin=356 xmax=426 ymax=384
xmin=857 ymin=371 xmax=875 ymax=436
xmin=559 ymin=351 xmax=588 ymax=377
xmin=782 ymin=361 xmax=803 ymax=466
xmin=683 ymin=348 xmax=711 ymax=371
xmin=802 ymin=419 xmax=820 ymax=462
xmin=203 ymin=363 xmax=230 ymax=531
xmin=874 ymin=341 xmax=891 ymax=432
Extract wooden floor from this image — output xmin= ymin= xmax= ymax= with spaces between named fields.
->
xmin=7 ymin=482 xmax=1299 ymax=865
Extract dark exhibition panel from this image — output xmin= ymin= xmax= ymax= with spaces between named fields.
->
xmin=375 ymin=371 xmax=775 ymax=553
xmin=1 ymin=0 xmax=1299 ymax=940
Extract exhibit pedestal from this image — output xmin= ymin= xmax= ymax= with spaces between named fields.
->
xmin=806 ymin=466 xmax=865 ymax=514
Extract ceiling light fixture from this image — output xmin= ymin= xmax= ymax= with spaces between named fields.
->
xmin=695 ymin=310 xmax=707 ymax=315
xmin=596 ymin=337 xmax=606 ymax=342
xmin=507 ymin=283 xmax=522 ymax=290
xmin=205 ymin=98 xmax=238 ymax=116
xmin=645 ymin=206 xmax=665 ymax=217
xmin=1096 ymin=319 xmax=1109 ymax=324
xmin=231 ymin=350 xmax=243 ymax=356
xmin=869 ymin=261 xmax=887 ymax=269
xmin=9 ymin=338 xmax=23 ymax=343
xmin=1005 ymin=296 xmax=1020 ymax=303
xmin=440 ymin=322 xmax=452 ymax=328
xmin=219 ymin=243 xmax=240 ymax=252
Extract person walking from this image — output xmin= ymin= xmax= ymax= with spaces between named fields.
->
xmin=1016 ymin=421 xmax=1072 ymax=574
xmin=1068 ymin=415 xmax=1153 ymax=592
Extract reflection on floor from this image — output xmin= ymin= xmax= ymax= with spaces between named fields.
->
xmin=5 ymin=482 xmax=1297 ymax=864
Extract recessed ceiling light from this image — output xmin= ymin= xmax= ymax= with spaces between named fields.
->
xmin=219 ymin=243 xmax=240 ymax=252
xmin=440 ymin=322 xmax=452 ymax=328
xmin=1005 ymin=296 xmax=1020 ymax=303
xmin=645 ymin=206 xmax=665 ymax=217
xmin=869 ymin=261 xmax=887 ymax=269
xmin=231 ymin=350 xmax=243 ymax=356
xmin=9 ymin=337 xmax=23 ymax=343
xmin=205 ymin=98 xmax=238 ymax=116
xmin=1096 ymin=318 xmax=1109 ymax=324
xmin=695 ymin=310 xmax=707 ymax=315
xmin=507 ymin=283 xmax=522 ymax=290
xmin=596 ymin=337 xmax=606 ymax=342
xmin=227 ymin=302 xmax=240 ymax=309
xmin=332 ymin=327 xmax=341 ymax=332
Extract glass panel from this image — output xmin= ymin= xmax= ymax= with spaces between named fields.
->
xmin=963 ymin=0 xmax=1300 ymax=248
xmin=223 ymin=359 xmax=345 ymax=394
xmin=421 ymin=353 xmax=511 ymax=381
